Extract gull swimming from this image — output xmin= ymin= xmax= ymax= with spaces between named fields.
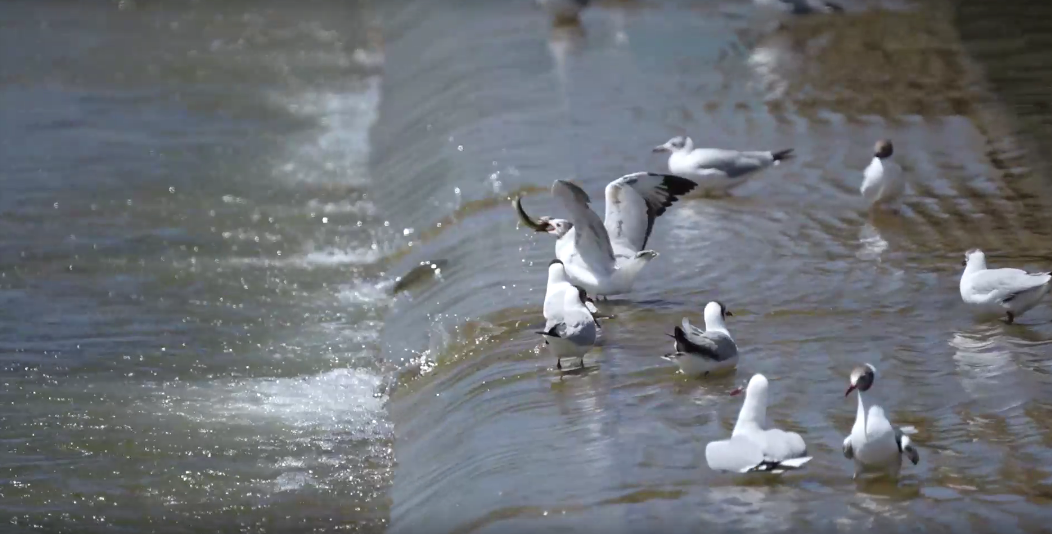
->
xmin=755 ymin=0 xmax=844 ymax=15
xmin=662 ymin=301 xmax=738 ymax=377
xmin=540 ymin=259 xmax=597 ymax=370
xmin=860 ymin=139 xmax=904 ymax=209
xmin=514 ymin=172 xmax=697 ymax=298
xmin=653 ymin=136 xmax=794 ymax=196
xmin=843 ymin=364 xmax=920 ymax=479
xmin=705 ymin=374 xmax=812 ymax=474
xmin=538 ymin=0 xmax=589 ymax=26
xmin=960 ymin=248 xmax=1051 ymax=324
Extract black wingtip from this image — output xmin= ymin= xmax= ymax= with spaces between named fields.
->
xmin=772 ymin=149 xmax=794 ymax=161
xmin=536 ymin=324 xmax=561 ymax=338
xmin=654 ymin=173 xmax=700 ymax=198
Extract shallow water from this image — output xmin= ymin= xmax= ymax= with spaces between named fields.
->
xmin=2 ymin=0 xmax=1052 ymax=532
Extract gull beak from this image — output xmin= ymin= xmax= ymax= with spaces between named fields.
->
xmin=513 ymin=196 xmax=551 ymax=232
xmin=845 ymin=384 xmax=857 ymax=397
xmin=652 ymin=145 xmax=670 ymax=153
xmin=729 ymin=384 xmax=744 ymax=396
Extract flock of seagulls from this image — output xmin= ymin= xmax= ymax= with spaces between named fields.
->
xmin=518 ymin=0 xmax=1052 ymax=480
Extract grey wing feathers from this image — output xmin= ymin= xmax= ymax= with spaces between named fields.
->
xmin=671 ymin=325 xmax=722 ymax=361
xmin=552 ymin=180 xmax=616 ymax=264
xmin=605 ymin=172 xmax=697 ymax=254
xmin=971 ymin=269 xmax=1051 ymax=302
xmin=693 ymin=149 xmax=774 ymax=178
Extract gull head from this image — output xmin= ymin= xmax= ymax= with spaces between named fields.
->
xmin=653 ymin=136 xmax=689 ymax=153
xmin=962 ymin=248 xmax=984 ymax=267
xmin=874 ymin=139 xmax=894 ymax=159
xmin=845 ymin=364 xmax=876 ymax=396
xmin=705 ymin=300 xmax=733 ymax=319
xmin=548 ymin=258 xmax=566 ymax=276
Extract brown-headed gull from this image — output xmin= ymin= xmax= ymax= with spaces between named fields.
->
xmin=662 ymin=301 xmax=738 ymax=377
xmin=860 ymin=139 xmax=904 ymax=209
xmin=539 ymin=259 xmax=597 ymax=371
xmin=652 ymin=136 xmax=793 ymax=196
xmin=960 ymin=248 xmax=1051 ymax=324
xmin=843 ymin=364 xmax=920 ymax=479
xmin=514 ymin=173 xmax=696 ymax=299
xmin=705 ymin=374 xmax=811 ymax=474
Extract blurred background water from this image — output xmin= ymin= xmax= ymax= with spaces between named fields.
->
xmin=1 ymin=0 xmax=1052 ymax=532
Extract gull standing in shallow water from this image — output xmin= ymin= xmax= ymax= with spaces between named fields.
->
xmin=705 ymin=374 xmax=811 ymax=474
xmin=539 ymin=259 xmax=597 ymax=371
xmin=662 ymin=301 xmax=738 ymax=377
xmin=843 ymin=364 xmax=920 ymax=480
xmin=960 ymin=248 xmax=1052 ymax=324
xmin=860 ymin=139 xmax=904 ymax=210
xmin=653 ymin=136 xmax=794 ymax=196
xmin=514 ymin=173 xmax=697 ymax=299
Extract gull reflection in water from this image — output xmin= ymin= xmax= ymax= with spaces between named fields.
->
xmin=949 ymin=326 xmax=1019 ymax=405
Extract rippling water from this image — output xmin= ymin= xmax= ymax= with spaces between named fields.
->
xmin=2 ymin=0 xmax=1052 ymax=532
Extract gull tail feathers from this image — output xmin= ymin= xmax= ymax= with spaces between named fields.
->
xmin=741 ymin=456 xmax=812 ymax=474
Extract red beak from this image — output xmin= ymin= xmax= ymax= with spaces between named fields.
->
xmin=729 ymin=386 xmax=743 ymax=396
xmin=845 ymin=384 xmax=857 ymax=397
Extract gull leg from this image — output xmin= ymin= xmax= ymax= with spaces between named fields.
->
xmin=1006 ymin=311 xmax=1015 ymax=324
xmin=556 ymin=358 xmax=562 ymax=371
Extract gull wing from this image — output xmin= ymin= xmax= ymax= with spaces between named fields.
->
xmin=552 ymin=180 xmax=615 ymax=267
xmin=603 ymin=172 xmax=696 ymax=255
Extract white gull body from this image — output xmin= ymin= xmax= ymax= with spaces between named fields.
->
xmin=662 ymin=301 xmax=738 ymax=377
xmin=539 ymin=260 xmax=597 ymax=370
xmin=959 ymin=248 xmax=1051 ymax=324
xmin=705 ymin=374 xmax=811 ymax=474
xmin=843 ymin=364 xmax=920 ymax=479
xmin=514 ymin=172 xmax=697 ymax=298
xmin=653 ymin=136 xmax=794 ymax=196
xmin=860 ymin=139 xmax=904 ymax=208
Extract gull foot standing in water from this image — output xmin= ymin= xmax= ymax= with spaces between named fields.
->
xmin=705 ymin=374 xmax=812 ymax=474
xmin=959 ymin=248 xmax=1052 ymax=324
xmin=661 ymin=301 xmax=738 ymax=377
xmin=538 ymin=0 xmax=590 ymax=27
xmin=842 ymin=364 xmax=920 ymax=480
xmin=860 ymin=139 xmax=904 ymax=211
xmin=653 ymin=136 xmax=793 ymax=196
xmin=514 ymin=173 xmax=697 ymax=300
xmin=539 ymin=259 xmax=597 ymax=371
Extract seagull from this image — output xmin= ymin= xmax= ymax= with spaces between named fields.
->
xmin=705 ymin=374 xmax=812 ymax=474
xmin=860 ymin=139 xmax=904 ymax=209
xmin=755 ymin=0 xmax=844 ymax=15
xmin=960 ymin=248 xmax=1051 ymax=324
xmin=514 ymin=172 xmax=697 ymax=298
xmin=538 ymin=0 xmax=590 ymax=26
xmin=539 ymin=259 xmax=597 ymax=370
xmin=661 ymin=301 xmax=738 ymax=377
xmin=842 ymin=364 xmax=920 ymax=479
xmin=652 ymin=136 xmax=794 ymax=196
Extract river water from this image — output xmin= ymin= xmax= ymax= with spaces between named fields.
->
xmin=2 ymin=0 xmax=1051 ymax=532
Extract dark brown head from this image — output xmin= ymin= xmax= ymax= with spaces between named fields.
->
xmin=874 ymin=139 xmax=893 ymax=159
xmin=576 ymin=285 xmax=588 ymax=305
xmin=845 ymin=364 xmax=876 ymax=396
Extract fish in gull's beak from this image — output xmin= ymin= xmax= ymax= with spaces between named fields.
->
xmin=513 ymin=196 xmax=552 ymax=233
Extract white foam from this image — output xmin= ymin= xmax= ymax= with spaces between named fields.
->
xmin=336 ymin=279 xmax=395 ymax=306
xmin=164 ymin=367 xmax=389 ymax=437
xmin=273 ymin=76 xmax=382 ymax=185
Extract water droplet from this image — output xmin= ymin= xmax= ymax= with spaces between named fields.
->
xmin=457 ymin=145 xmax=463 ymax=151
xmin=322 ymin=217 xmax=329 ymax=224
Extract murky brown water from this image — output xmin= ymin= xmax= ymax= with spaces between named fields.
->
xmin=2 ymin=0 xmax=1051 ymax=532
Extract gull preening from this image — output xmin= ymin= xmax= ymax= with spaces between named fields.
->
xmin=860 ymin=139 xmax=904 ymax=209
xmin=662 ymin=301 xmax=738 ymax=377
xmin=842 ymin=364 xmax=920 ymax=479
xmin=959 ymin=248 xmax=1051 ymax=324
xmin=653 ymin=136 xmax=794 ymax=196
xmin=514 ymin=173 xmax=697 ymax=299
xmin=540 ymin=259 xmax=597 ymax=371
xmin=705 ymin=374 xmax=812 ymax=474
xmin=538 ymin=0 xmax=590 ymax=26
